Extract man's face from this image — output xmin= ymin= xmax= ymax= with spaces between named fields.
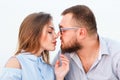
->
xmin=59 ymin=13 xmax=82 ymax=53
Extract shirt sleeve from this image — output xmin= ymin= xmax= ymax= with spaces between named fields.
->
xmin=117 ymin=58 xmax=120 ymax=79
xmin=0 ymin=68 xmax=22 ymax=80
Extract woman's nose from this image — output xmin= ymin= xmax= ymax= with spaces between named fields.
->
xmin=57 ymin=32 xmax=61 ymax=37
xmin=54 ymin=32 xmax=59 ymax=39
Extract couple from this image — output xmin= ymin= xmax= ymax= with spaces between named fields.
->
xmin=1 ymin=5 xmax=120 ymax=80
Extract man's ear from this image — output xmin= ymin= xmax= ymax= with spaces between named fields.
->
xmin=77 ymin=27 xmax=87 ymax=39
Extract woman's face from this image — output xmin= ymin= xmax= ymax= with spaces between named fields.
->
xmin=40 ymin=21 xmax=58 ymax=51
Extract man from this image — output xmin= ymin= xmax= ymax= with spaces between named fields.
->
xmin=59 ymin=5 xmax=120 ymax=80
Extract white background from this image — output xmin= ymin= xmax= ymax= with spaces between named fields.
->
xmin=0 ymin=0 xmax=120 ymax=70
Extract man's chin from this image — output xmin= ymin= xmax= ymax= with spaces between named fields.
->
xmin=61 ymin=47 xmax=70 ymax=53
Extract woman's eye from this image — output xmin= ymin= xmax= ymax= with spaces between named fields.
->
xmin=48 ymin=31 xmax=52 ymax=34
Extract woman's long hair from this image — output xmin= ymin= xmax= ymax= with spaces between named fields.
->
xmin=15 ymin=12 xmax=52 ymax=64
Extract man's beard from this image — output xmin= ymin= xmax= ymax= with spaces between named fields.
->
xmin=61 ymin=38 xmax=82 ymax=53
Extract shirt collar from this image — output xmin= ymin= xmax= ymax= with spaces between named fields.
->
xmin=21 ymin=52 xmax=45 ymax=63
xmin=98 ymin=36 xmax=110 ymax=60
xmin=68 ymin=36 xmax=110 ymax=60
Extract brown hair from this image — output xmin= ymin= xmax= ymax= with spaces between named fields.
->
xmin=62 ymin=5 xmax=97 ymax=35
xmin=15 ymin=12 xmax=52 ymax=63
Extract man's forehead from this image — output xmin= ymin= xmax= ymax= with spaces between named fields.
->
xmin=60 ymin=15 xmax=75 ymax=27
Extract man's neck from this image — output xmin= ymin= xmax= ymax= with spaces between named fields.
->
xmin=76 ymin=35 xmax=99 ymax=73
xmin=77 ymin=35 xmax=99 ymax=58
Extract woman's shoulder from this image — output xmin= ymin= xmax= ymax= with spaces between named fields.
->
xmin=5 ymin=56 xmax=21 ymax=69
xmin=0 ymin=57 xmax=22 ymax=80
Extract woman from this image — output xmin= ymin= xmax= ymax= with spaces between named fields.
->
xmin=0 ymin=12 xmax=69 ymax=80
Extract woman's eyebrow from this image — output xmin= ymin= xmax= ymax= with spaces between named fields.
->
xmin=48 ymin=26 xmax=54 ymax=30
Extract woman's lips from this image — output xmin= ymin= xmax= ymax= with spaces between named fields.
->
xmin=53 ymin=41 xmax=57 ymax=46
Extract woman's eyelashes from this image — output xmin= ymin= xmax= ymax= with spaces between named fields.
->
xmin=48 ymin=31 xmax=53 ymax=34
xmin=48 ymin=29 xmax=53 ymax=34
xmin=47 ymin=27 xmax=55 ymax=34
